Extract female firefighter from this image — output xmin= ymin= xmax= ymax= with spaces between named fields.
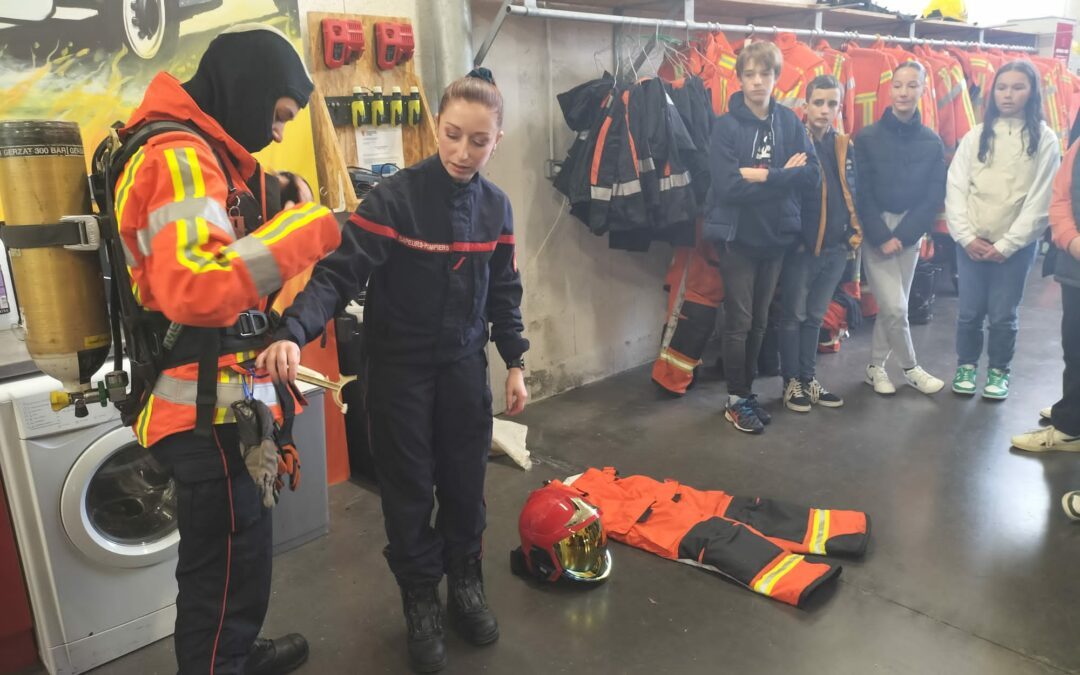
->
xmin=259 ymin=68 xmax=529 ymax=673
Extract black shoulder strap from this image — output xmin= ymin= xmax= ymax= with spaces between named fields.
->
xmin=97 ymin=120 xmax=237 ymax=432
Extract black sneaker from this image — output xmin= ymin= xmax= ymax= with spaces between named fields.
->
xmin=746 ymin=394 xmax=772 ymax=425
xmin=783 ymin=378 xmax=812 ymax=413
xmin=725 ymin=398 xmax=764 ymax=434
xmin=806 ymin=378 xmax=843 ymax=407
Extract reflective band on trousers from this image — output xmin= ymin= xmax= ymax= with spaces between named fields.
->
xmin=808 ymin=509 xmax=831 ymax=555
xmin=152 ymin=373 xmax=278 ymax=408
xmin=752 ymin=553 xmax=804 ymax=596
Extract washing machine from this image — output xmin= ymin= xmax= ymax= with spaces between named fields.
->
xmin=0 ymin=371 xmax=329 ymax=675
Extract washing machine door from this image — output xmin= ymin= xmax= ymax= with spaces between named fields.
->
xmin=60 ymin=426 xmax=180 ymax=568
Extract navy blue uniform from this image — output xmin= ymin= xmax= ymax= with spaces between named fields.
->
xmin=275 ymin=155 xmax=528 ymax=585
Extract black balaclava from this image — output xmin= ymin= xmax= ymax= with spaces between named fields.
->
xmin=182 ymin=24 xmax=314 ymax=153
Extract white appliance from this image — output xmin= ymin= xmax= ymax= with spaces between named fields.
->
xmin=0 ymin=371 xmax=329 ymax=675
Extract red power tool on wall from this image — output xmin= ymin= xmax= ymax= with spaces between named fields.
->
xmin=322 ymin=18 xmax=365 ymax=69
xmin=374 ymin=22 xmax=415 ymax=70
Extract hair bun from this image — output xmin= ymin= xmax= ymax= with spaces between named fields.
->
xmin=467 ymin=67 xmax=496 ymax=85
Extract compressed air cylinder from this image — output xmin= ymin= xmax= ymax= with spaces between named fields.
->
xmin=0 ymin=120 xmax=110 ymax=392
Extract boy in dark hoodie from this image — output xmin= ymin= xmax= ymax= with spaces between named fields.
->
xmin=705 ymin=41 xmax=820 ymax=434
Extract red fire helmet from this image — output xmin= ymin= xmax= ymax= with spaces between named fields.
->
xmin=517 ymin=482 xmax=612 ymax=583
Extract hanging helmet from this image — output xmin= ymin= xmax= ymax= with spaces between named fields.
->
xmin=516 ymin=483 xmax=612 ymax=583
xmin=921 ymin=0 xmax=968 ymax=22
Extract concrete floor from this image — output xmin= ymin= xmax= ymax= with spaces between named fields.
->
xmin=57 ymin=269 xmax=1080 ymax=674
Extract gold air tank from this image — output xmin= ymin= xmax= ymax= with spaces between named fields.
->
xmin=0 ymin=120 xmax=110 ymax=392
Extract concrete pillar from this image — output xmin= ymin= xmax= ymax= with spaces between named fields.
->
xmin=417 ymin=0 xmax=473 ymax=108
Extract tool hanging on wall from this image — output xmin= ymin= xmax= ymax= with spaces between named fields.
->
xmin=375 ymin=22 xmax=415 ymax=70
xmin=322 ymin=18 xmax=365 ymax=69
xmin=351 ymin=86 xmax=369 ymax=126
xmin=371 ymin=86 xmax=387 ymax=125
xmin=389 ymin=86 xmax=403 ymax=126
xmin=408 ymin=86 xmax=422 ymax=126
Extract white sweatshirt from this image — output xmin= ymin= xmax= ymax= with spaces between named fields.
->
xmin=945 ymin=118 xmax=1061 ymax=257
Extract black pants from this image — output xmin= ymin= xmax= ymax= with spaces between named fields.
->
xmin=717 ymin=245 xmax=785 ymax=398
xmin=367 ymin=350 xmax=492 ymax=587
xmin=151 ymin=425 xmax=272 ymax=675
xmin=1053 ymin=284 xmax=1080 ymax=436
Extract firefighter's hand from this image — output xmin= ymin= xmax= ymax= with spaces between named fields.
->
xmin=880 ymin=237 xmax=904 ymax=256
xmin=784 ymin=152 xmax=807 ymax=169
xmin=279 ymin=172 xmax=314 ymax=209
xmin=505 ymin=368 xmax=528 ymax=417
xmin=739 ymin=168 xmax=769 ymax=183
xmin=256 ymin=340 xmax=301 ymax=384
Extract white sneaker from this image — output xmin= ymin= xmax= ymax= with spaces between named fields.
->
xmin=1011 ymin=426 xmax=1080 ymax=453
xmin=865 ymin=365 xmax=896 ymax=395
xmin=1040 ymin=407 xmax=1053 ymax=420
xmin=903 ymin=366 xmax=944 ymax=395
xmin=1063 ymin=491 xmax=1080 ymax=521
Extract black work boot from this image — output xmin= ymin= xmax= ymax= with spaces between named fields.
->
xmin=447 ymin=556 xmax=499 ymax=646
xmin=245 ymin=633 xmax=309 ymax=675
xmin=401 ymin=584 xmax=447 ymax=673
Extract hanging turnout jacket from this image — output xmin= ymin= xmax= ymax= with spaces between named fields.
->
xmin=847 ymin=47 xmax=897 ymax=136
xmin=772 ymin=33 xmax=826 ymax=115
xmin=116 ymin=73 xmax=342 ymax=447
xmin=562 ymin=467 xmax=870 ymax=608
xmin=815 ymin=39 xmax=857 ymax=134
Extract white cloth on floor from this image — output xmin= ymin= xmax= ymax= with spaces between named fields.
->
xmin=491 ymin=418 xmax=532 ymax=470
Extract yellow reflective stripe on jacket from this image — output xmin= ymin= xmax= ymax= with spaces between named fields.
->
xmin=808 ymin=509 xmax=831 ymax=555
xmin=254 ymin=202 xmax=327 ymax=246
xmin=160 ymin=146 xmax=237 ymax=275
xmin=135 ymin=394 xmax=156 ymax=446
xmin=115 ymin=148 xmax=147 ymax=228
xmin=753 ymin=554 xmax=804 ymax=596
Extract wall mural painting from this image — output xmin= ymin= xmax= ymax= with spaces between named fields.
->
xmin=0 ymin=0 xmax=316 ymax=220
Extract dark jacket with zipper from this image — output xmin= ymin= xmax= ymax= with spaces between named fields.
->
xmin=802 ymin=129 xmax=863 ymax=254
xmin=854 ymin=107 xmax=946 ymax=247
xmin=704 ymin=92 xmax=820 ymax=252
xmin=273 ymin=154 xmax=529 ymax=365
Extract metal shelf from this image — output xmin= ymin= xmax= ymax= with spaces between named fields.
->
xmin=474 ymin=0 xmax=1038 ymax=66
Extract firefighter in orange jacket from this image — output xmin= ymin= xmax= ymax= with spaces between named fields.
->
xmin=113 ymin=26 xmax=341 ymax=674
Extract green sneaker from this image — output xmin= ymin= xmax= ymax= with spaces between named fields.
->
xmin=983 ymin=368 xmax=1010 ymax=400
xmin=952 ymin=364 xmax=977 ymax=395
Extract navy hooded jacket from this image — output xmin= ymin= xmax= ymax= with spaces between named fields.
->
xmin=703 ymin=91 xmax=820 ymax=252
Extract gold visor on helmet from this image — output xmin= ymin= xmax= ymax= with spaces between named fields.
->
xmin=552 ymin=519 xmax=612 ymax=581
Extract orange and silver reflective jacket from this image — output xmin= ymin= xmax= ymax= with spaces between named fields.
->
xmin=115 ymin=73 xmax=342 ymax=446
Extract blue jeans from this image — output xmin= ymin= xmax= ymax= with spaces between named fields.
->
xmin=779 ymin=245 xmax=849 ymax=382
xmin=955 ymin=241 xmax=1037 ymax=371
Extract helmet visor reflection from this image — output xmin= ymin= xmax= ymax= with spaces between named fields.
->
xmin=553 ymin=520 xmax=611 ymax=581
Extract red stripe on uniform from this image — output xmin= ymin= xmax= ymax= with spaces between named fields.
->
xmin=349 ymin=213 xmax=398 ymax=239
xmin=210 ymin=428 xmax=235 ymax=675
xmin=349 ymin=213 xmax=502 ymax=253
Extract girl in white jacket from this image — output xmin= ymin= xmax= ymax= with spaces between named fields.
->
xmin=945 ymin=60 xmax=1061 ymax=400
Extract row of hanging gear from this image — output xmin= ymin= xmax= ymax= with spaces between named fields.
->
xmin=553 ymin=70 xmax=713 ymax=252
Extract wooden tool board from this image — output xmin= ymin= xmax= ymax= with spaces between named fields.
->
xmin=306 ymin=12 xmax=438 ymax=183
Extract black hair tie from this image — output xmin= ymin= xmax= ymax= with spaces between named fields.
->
xmin=467 ymin=67 xmax=496 ymax=85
